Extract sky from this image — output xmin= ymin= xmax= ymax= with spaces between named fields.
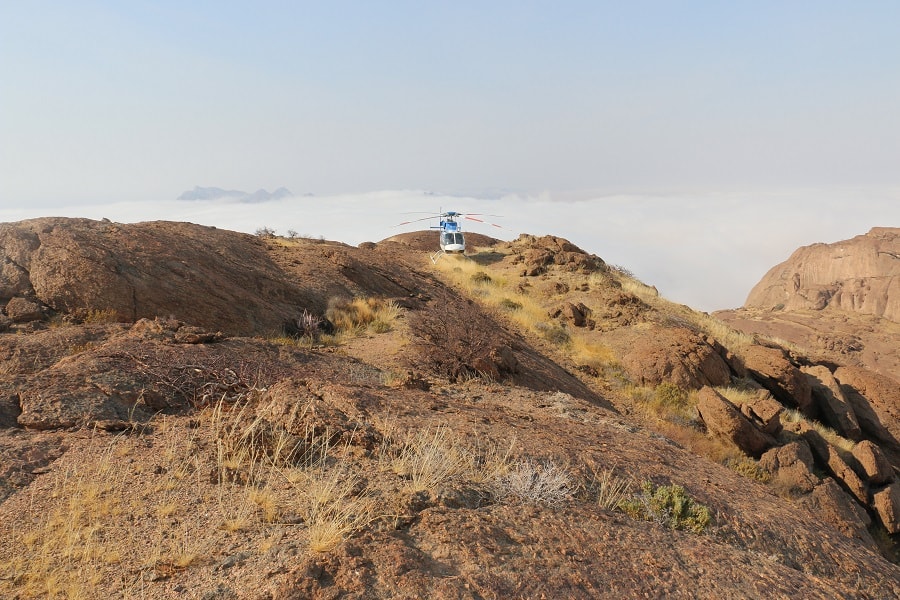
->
xmin=1 ymin=2 xmax=899 ymax=310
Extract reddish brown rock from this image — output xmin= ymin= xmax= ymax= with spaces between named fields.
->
xmin=744 ymin=227 xmax=900 ymax=322
xmin=696 ymin=386 xmax=775 ymax=457
xmin=608 ymin=326 xmax=733 ymax=390
xmin=872 ymin=482 xmax=900 ymax=534
xmin=799 ymin=426 xmax=868 ymax=506
xmin=472 ymin=345 xmax=520 ymax=380
xmin=834 ymin=366 xmax=900 ymax=467
xmin=759 ymin=441 xmax=819 ymax=494
xmin=800 ymin=479 xmax=873 ymax=545
xmin=4 ymin=297 xmax=44 ymax=323
xmin=742 ymin=345 xmax=813 ymax=414
xmin=0 ymin=218 xmax=321 ymax=335
xmin=706 ymin=335 xmax=748 ymax=379
xmin=739 ymin=389 xmax=784 ymax=436
xmin=802 ymin=365 xmax=862 ymax=441
xmin=512 ymin=234 xmax=607 ymax=276
xmin=851 ymin=440 xmax=895 ymax=485
xmin=556 ymin=302 xmax=590 ymax=328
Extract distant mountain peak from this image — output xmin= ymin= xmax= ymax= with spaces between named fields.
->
xmin=177 ymin=186 xmax=293 ymax=203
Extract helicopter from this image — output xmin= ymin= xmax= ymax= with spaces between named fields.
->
xmin=396 ymin=211 xmax=503 ymax=262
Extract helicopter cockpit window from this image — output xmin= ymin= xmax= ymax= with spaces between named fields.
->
xmin=441 ymin=232 xmax=464 ymax=246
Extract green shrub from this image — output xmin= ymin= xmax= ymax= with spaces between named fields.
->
xmin=621 ymin=481 xmax=711 ymax=533
xmin=653 ymin=382 xmax=688 ymax=410
xmin=470 ymin=271 xmax=493 ymax=284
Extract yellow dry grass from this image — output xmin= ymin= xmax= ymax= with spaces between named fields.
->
xmin=780 ymin=408 xmax=857 ymax=453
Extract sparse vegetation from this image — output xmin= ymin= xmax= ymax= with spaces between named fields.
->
xmin=724 ymin=455 xmax=771 ymax=482
xmin=286 ymin=465 xmax=376 ymax=553
xmin=492 ymin=458 xmax=574 ymax=506
xmin=535 ymin=321 xmax=570 ymax=346
xmin=470 ymin=270 xmax=493 ymax=284
xmin=589 ymin=466 xmax=632 ymax=511
xmin=652 ymin=382 xmax=690 ymax=412
xmin=81 ymin=308 xmax=120 ymax=325
xmin=499 ymin=298 xmax=522 ymax=311
xmin=780 ymin=409 xmax=857 ymax=454
xmin=386 ymin=426 xmax=471 ymax=493
xmin=327 ymin=297 xmax=400 ymax=334
xmin=621 ymin=481 xmax=711 ymax=533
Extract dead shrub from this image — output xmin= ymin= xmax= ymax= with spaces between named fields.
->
xmin=492 ymin=458 xmax=573 ymax=506
xmin=408 ymin=300 xmax=500 ymax=381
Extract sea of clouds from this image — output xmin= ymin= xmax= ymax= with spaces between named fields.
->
xmin=2 ymin=187 xmax=898 ymax=312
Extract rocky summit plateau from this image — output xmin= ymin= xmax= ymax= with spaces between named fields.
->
xmin=0 ymin=217 xmax=899 ymax=599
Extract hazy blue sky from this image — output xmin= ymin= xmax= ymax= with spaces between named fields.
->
xmin=1 ymin=2 xmax=898 ymax=310
xmin=3 ymin=1 xmax=899 ymax=202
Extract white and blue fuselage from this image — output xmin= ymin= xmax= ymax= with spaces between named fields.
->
xmin=437 ymin=217 xmax=465 ymax=253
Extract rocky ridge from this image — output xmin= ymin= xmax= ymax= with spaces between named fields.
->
xmin=745 ymin=227 xmax=899 ymax=321
xmin=717 ymin=227 xmax=900 ymax=384
xmin=0 ymin=218 xmax=898 ymax=598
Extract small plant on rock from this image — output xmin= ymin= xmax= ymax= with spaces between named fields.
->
xmin=621 ymin=481 xmax=711 ymax=533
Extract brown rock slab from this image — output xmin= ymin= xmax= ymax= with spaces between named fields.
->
xmin=0 ymin=218 xmax=322 ymax=335
xmin=802 ymin=365 xmax=862 ymax=441
xmin=4 ymin=297 xmax=44 ymax=323
xmin=742 ymin=345 xmax=813 ymax=414
xmin=608 ymin=326 xmax=733 ymax=390
xmin=872 ymin=482 xmax=900 ymax=534
xmin=696 ymin=386 xmax=775 ymax=457
xmin=801 ymin=478 xmax=873 ymax=545
xmin=800 ymin=426 xmax=869 ymax=506
xmin=834 ymin=366 xmax=900 ymax=465
xmin=739 ymin=389 xmax=784 ymax=436
xmin=851 ymin=440 xmax=895 ymax=485
xmin=759 ymin=440 xmax=819 ymax=494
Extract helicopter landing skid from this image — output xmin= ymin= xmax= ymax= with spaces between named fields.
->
xmin=430 ymin=250 xmax=445 ymax=264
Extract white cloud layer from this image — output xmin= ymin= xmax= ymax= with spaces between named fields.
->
xmin=2 ymin=187 xmax=897 ymax=312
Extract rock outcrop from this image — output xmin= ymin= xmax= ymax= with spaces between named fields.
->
xmin=742 ymin=345 xmax=813 ymax=413
xmin=744 ymin=227 xmax=899 ymax=322
xmin=802 ymin=365 xmax=863 ymax=441
xmin=716 ymin=228 xmax=900 ymax=384
xmin=0 ymin=218 xmax=316 ymax=335
xmin=833 ymin=366 xmax=900 ymax=465
xmin=696 ymin=386 xmax=775 ymax=457
xmin=605 ymin=326 xmax=733 ymax=389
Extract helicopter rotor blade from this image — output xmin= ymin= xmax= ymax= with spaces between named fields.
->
xmin=394 ymin=214 xmax=440 ymax=227
xmin=463 ymin=215 xmax=506 ymax=230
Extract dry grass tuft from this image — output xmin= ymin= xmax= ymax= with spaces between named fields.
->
xmin=327 ymin=297 xmax=400 ymax=334
xmin=588 ymin=466 xmax=632 ymax=511
xmin=386 ymin=426 xmax=471 ymax=493
xmin=492 ymin=458 xmax=574 ymax=506
xmin=287 ymin=466 xmax=376 ymax=553
xmin=81 ymin=308 xmax=120 ymax=325
xmin=780 ymin=409 xmax=857 ymax=454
